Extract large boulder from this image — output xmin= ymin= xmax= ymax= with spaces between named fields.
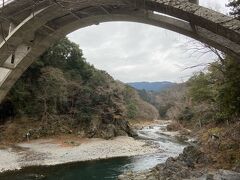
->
xmin=87 ymin=115 xmax=137 ymax=139
xmin=98 ymin=124 xmax=116 ymax=139
xmin=118 ymin=145 xmax=211 ymax=180
xmin=180 ymin=145 xmax=210 ymax=165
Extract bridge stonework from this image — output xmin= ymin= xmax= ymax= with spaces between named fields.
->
xmin=0 ymin=0 xmax=239 ymax=103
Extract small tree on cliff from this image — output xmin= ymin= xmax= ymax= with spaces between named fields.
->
xmin=228 ymin=0 xmax=240 ymax=19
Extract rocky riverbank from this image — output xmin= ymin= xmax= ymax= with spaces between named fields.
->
xmin=118 ymin=145 xmax=240 ymax=180
xmin=118 ymin=121 xmax=240 ymax=180
xmin=0 ymin=135 xmax=158 ymax=173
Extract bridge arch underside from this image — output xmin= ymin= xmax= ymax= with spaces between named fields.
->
xmin=0 ymin=0 xmax=240 ymax=103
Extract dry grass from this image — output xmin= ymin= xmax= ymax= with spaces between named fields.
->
xmin=0 ymin=117 xmax=79 ymax=145
xmin=0 ymin=118 xmax=39 ymax=144
xmin=198 ymin=122 xmax=240 ymax=170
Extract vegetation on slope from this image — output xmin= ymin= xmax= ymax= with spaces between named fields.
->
xmin=137 ymin=83 xmax=188 ymax=119
xmin=0 ymin=38 xmax=158 ymax=143
xmin=131 ymin=4 xmax=240 ymax=168
xmin=136 ymin=55 xmax=240 ymax=171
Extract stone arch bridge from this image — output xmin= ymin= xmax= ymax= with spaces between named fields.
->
xmin=0 ymin=0 xmax=240 ymax=103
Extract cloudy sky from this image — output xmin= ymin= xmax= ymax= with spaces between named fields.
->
xmin=68 ymin=0 xmax=230 ymax=83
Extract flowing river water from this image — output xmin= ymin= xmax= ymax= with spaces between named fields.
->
xmin=0 ymin=121 xmax=186 ymax=180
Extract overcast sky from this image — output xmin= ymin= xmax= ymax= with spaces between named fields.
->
xmin=68 ymin=0 xmax=230 ymax=83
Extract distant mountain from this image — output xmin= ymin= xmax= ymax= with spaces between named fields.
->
xmin=127 ymin=81 xmax=177 ymax=92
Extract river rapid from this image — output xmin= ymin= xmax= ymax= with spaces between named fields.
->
xmin=0 ymin=121 xmax=186 ymax=180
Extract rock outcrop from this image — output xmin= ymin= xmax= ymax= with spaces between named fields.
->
xmin=118 ymin=145 xmax=240 ymax=180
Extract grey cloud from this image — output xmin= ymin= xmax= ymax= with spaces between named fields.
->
xmin=68 ymin=0 xmax=229 ymax=83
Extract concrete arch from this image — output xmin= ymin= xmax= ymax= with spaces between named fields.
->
xmin=0 ymin=0 xmax=240 ymax=103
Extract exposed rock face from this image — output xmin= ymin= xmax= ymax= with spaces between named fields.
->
xmin=118 ymin=146 xmax=205 ymax=180
xmin=119 ymin=145 xmax=240 ymax=179
xmin=118 ymin=145 xmax=225 ymax=180
xmin=87 ymin=110 xmax=137 ymax=139
xmin=93 ymin=119 xmax=137 ymax=139
xmin=153 ymin=145 xmax=210 ymax=179
xmin=179 ymin=145 xmax=211 ymax=165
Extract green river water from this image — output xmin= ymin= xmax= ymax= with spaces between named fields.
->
xmin=0 ymin=122 xmax=186 ymax=180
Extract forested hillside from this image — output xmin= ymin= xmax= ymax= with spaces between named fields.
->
xmin=135 ymin=0 xmax=240 ymax=164
xmin=0 ymin=38 xmax=158 ymax=143
xmin=137 ymin=54 xmax=240 ymax=170
xmin=137 ymin=84 xmax=187 ymax=119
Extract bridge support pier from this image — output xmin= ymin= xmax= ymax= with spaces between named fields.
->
xmin=0 ymin=67 xmax=11 ymax=87
xmin=3 ymin=44 xmax=31 ymax=69
xmin=8 ymin=23 xmax=16 ymax=34
xmin=0 ymin=35 xmax=3 ymax=44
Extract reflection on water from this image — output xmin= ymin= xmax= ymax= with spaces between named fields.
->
xmin=0 ymin=121 xmax=186 ymax=180
xmin=0 ymin=157 xmax=131 ymax=180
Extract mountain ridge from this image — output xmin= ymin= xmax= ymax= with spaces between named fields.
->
xmin=127 ymin=81 xmax=177 ymax=92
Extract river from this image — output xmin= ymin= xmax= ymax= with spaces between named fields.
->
xmin=0 ymin=121 xmax=186 ymax=180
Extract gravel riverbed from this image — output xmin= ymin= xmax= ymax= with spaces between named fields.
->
xmin=0 ymin=136 xmax=158 ymax=173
